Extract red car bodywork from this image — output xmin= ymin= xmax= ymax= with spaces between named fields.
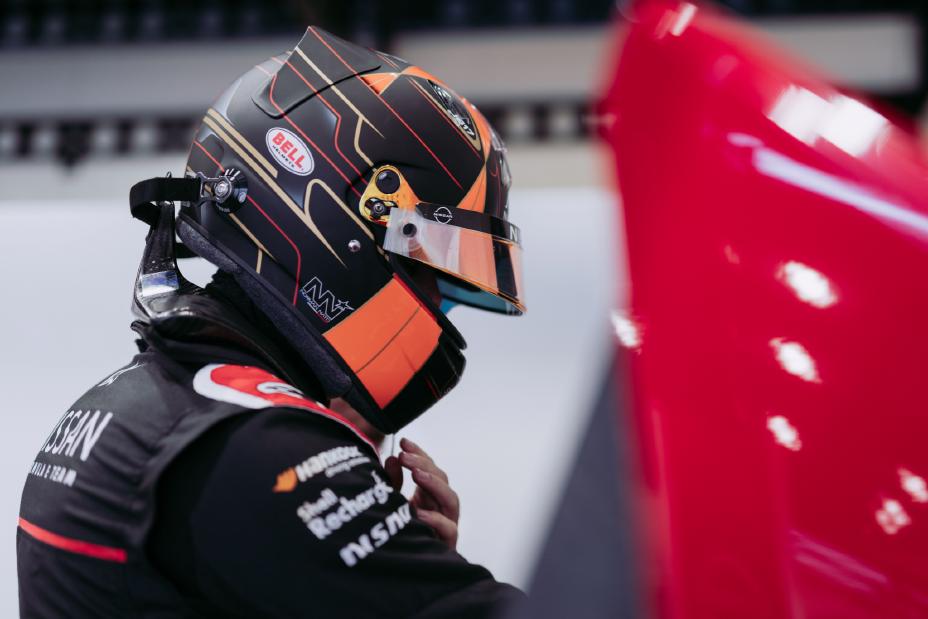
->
xmin=602 ymin=2 xmax=928 ymax=617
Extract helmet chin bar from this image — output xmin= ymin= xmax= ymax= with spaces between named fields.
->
xmin=388 ymin=254 xmax=467 ymax=350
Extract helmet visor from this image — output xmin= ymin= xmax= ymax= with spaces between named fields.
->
xmin=384 ymin=203 xmax=524 ymax=315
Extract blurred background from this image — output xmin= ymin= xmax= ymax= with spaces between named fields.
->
xmin=1 ymin=0 xmax=927 ymax=615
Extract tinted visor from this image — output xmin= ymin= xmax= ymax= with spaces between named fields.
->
xmin=384 ymin=203 xmax=524 ymax=315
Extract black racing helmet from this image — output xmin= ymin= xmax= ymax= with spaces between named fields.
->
xmin=175 ymin=27 xmax=524 ymax=433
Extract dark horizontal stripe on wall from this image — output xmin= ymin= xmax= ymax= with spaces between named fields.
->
xmin=3 ymin=79 xmax=926 ymax=167
xmin=0 ymin=100 xmax=598 ymax=166
xmin=0 ymin=0 xmax=920 ymax=51
xmin=0 ymin=116 xmax=199 ymax=166
xmin=0 ymin=0 xmax=617 ymax=50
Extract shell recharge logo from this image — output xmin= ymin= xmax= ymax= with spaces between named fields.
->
xmin=266 ymin=127 xmax=314 ymax=176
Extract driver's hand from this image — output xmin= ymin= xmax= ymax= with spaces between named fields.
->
xmin=384 ymin=438 xmax=460 ymax=550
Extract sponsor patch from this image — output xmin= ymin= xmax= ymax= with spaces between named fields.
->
xmin=273 ymin=445 xmax=370 ymax=493
xmin=41 ymin=409 xmax=114 ymax=463
xmin=29 ymin=460 xmax=78 ymax=487
xmin=30 ymin=408 xmax=115 ymax=489
xmin=298 ymin=471 xmax=394 ymax=539
xmin=339 ymin=503 xmax=413 ymax=567
xmin=266 ymin=127 xmax=314 ymax=176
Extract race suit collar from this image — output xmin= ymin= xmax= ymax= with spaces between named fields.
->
xmin=132 ymin=285 xmax=328 ymax=404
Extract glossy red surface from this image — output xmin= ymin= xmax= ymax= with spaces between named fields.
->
xmin=602 ymin=3 xmax=928 ymax=617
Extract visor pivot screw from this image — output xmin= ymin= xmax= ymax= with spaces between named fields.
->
xmin=402 ymin=223 xmax=417 ymax=237
xmin=368 ymin=198 xmax=387 ymax=219
xmin=214 ymin=179 xmax=231 ymax=201
xmin=200 ymin=167 xmax=247 ymax=214
xmin=376 ymin=168 xmax=401 ymax=194
xmin=348 ymin=239 xmax=361 ymax=253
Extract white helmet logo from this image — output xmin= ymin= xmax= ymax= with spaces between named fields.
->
xmin=266 ymin=127 xmax=315 ymax=176
xmin=433 ymin=206 xmax=453 ymax=224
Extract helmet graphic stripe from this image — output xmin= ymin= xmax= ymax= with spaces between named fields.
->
xmin=267 ymin=73 xmax=363 ymax=198
xmin=352 ymin=117 xmax=374 ymax=167
xmin=245 ymin=194 xmax=303 ymax=305
xmin=200 ymin=115 xmax=345 ymax=266
xmin=407 ymin=77 xmax=483 ymax=158
xmin=205 ymin=109 xmax=278 ymax=178
xmin=292 ymin=46 xmax=384 ymax=138
xmin=274 ymin=57 xmax=367 ymax=181
xmin=375 ymin=50 xmax=401 ymax=70
xmin=324 ymin=278 xmax=427 ymax=370
xmin=355 ymin=307 xmax=441 ymax=407
xmin=304 ymin=179 xmax=374 ymax=241
xmin=193 ymin=139 xmax=304 ymax=305
xmin=308 ymin=26 xmax=464 ymax=191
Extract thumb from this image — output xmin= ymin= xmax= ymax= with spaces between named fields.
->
xmin=384 ymin=455 xmax=404 ymax=492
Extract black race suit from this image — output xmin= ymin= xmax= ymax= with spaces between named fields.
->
xmin=17 ymin=283 xmax=522 ymax=618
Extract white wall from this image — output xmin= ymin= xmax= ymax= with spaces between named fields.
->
xmin=0 ymin=147 xmax=620 ymax=611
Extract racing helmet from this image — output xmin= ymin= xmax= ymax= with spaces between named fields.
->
xmin=173 ymin=27 xmax=524 ymax=433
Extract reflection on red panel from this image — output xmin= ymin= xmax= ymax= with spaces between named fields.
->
xmin=602 ymin=1 xmax=928 ymax=617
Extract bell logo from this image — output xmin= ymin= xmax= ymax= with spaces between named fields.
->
xmin=266 ymin=127 xmax=314 ymax=176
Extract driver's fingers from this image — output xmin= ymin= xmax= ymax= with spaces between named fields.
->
xmin=398 ymin=451 xmax=449 ymax=483
xmin=417 ymin=509 xmax=458 ymax=550
xmin=411 ymin=467 xmax=460 ymax=522
xmin=399 ymin=439 xmax=443 ymax=471
xmin=384 ymin=455 xmax=404 ymax=492
xmin=411 ymin=488 xmax=440 ymax=513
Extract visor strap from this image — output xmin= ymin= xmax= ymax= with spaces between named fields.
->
xmin=129 ymin=177 xmax=202 ymax=227
xmin=413 ymin=202 xmax=521 ymax=245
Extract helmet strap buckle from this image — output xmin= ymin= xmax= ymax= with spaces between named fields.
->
xmin=195 ymin=168 xmax=248 ymax=214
